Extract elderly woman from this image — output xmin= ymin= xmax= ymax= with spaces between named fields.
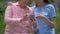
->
xmin=4 ymin=0 xmax=36 ymax=34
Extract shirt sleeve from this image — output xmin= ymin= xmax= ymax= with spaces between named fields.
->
xmin=4 ymin=5 xmax=22 ymax=26
xmin=4 ymin=6 xmax=13 ymax=25
xmin=49 ymin=5 xmax=56 ymax=20
xmin=29 ymin=7 xmax=34 ymax=15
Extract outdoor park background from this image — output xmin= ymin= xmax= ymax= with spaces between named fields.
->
xmin=0 ymin=0 xmax=60 ymax=34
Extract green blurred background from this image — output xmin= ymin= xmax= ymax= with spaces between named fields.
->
xmin=0 ymin=0 xmax=60 ymax=34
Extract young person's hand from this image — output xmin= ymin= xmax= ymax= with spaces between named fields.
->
xmin=36 ymin=13 xmax=45 ymax=19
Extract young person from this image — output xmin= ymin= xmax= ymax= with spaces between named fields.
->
xmin=31 ymin=0 xmax=56 ymax=34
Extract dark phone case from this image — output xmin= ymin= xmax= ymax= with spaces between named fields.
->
xmin=30 ymin=15 xmax=35 ymax=21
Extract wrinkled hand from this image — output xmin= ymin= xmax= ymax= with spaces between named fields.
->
xmin=23 ymin=13 xmax=29 ymax=21
xmin=36 ymin=14 xmax=45 ymax=19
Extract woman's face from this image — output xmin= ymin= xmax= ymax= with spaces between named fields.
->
xmin=34 ymin=0 xmax=44 ymax=5
xmin=20 ymin=0 xmax=30 ymax=5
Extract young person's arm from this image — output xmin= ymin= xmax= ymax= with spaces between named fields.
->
xmin=44 ymin=17 xmax=56 ymax=28
xmin=36 ymin=5 xmax=56 ymax=28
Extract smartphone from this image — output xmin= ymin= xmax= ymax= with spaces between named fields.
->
xmin=30 ymin=15 xmax=35 ymax=21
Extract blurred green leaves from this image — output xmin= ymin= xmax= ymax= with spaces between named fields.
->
xmin=0 ymin=2 xmax=6 ymax=17
xmin=0 ymin=0 xmax=3 ymax=2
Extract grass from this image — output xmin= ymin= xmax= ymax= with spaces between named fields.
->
xmin=0 ymin=13 xmax=60 ymax=34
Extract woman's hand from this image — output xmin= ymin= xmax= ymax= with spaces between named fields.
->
xmin=23 ymin=13 xmax=29 ymax=21
xmin=36 ymin=13 xmax=45 ymax=19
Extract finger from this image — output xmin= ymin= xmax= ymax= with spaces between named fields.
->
xmin=38 ymin=13 xmax=42 ymax=16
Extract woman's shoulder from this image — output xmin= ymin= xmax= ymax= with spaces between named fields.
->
xmin=7 ymin=2 xmax=18 ymax=6
xmin=45 ymin=4 xmax=55 ymax=8
xmin=45 ymin=4 xmax=55 ymax=10
xmin=28 ymin=6 xmax=34 ymax=12
xmin=31 ymin=5 xmax=36 ymax=10
xmin=7 ymin=1 xmax=13 ymax=6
